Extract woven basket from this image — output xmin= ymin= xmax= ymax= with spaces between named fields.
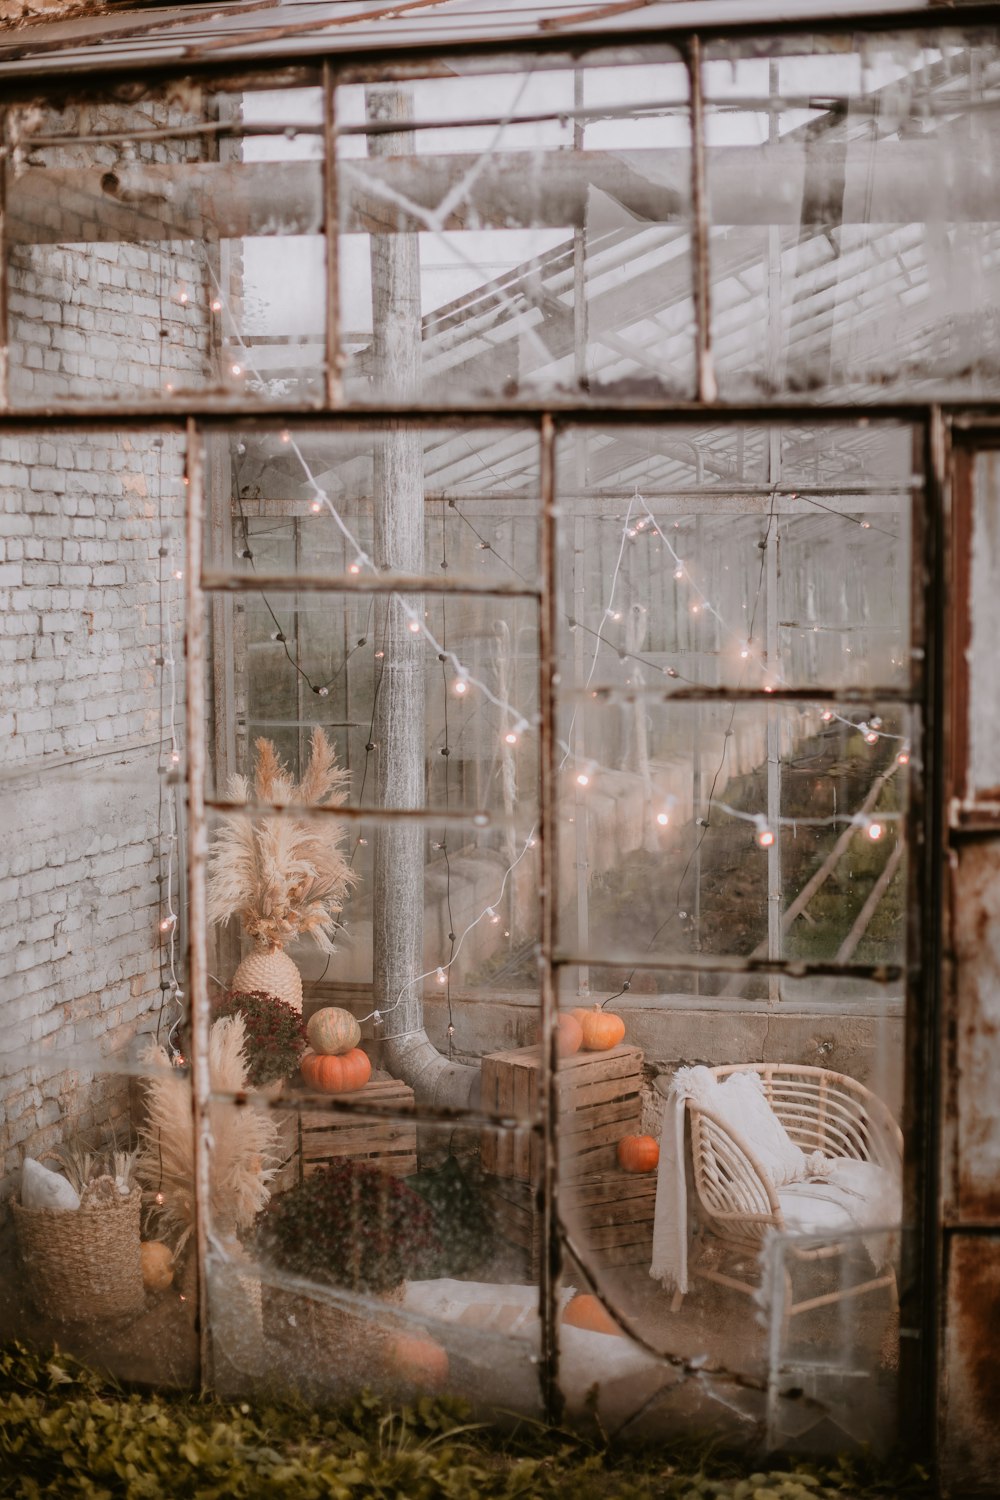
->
xmin=13 ymin=1186 xmax=144 ymax=1322
xmin=232 ymin=946 xmax=303 ymax=1012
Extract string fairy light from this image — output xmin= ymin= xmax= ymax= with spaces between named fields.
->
xmin=196 ymin=251 xmax=908 ymax=1039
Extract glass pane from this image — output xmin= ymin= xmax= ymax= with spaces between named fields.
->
xmin=556 ymin=423 xmax=915 ymax=694
xmin=7 ymin=81 xmax=324 ymax=406
xmin=207 ymin=1107 xmax=544 ymax=1412
xmin=552 ymin=970 xmax=904 ymax=1451
xmin=205 ymin=588 xmax=540 ymax=818
xmin=1 ymin=425 xmax=190 ymax=1374
xmin=203 ymin=808 xmax=540 ymax=1051
xmin=203 ymin=422 xmax=540 ymax=587
xmin=337 ymin=50 xmax=694 ymax=406
xmin=554 ymin=699 xmax=913 ymax=972
xmin=703 ymin=29 xmax=1000 ymax=401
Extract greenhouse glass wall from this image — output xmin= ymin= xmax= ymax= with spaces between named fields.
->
xmin=1 ymin=2 xmax=999 ymax=1490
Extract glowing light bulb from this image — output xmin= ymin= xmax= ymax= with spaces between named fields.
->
xmin=576 ymin=772 xmax=590 ymax=788
xmin=740 ymin=647 xmax=750 ymax=659
xmin=407 ymin=619 xmax=421 ymax=634
xmin=436 ymin=967 xmax=447 ymax=985
xmin=673 ymin=565 xmax=684 ymax=580
xmin=656 ymin=811 xmax=670 ymax=827
xmin=611 ymin=610 xmax=622 ymax=622
xmin=860 ymin=521 xmax=871 ymax=529
xmin=211 ymin=298 xmax=222 ymax=313
xmin=867 ymin=820 xmax=883 ymax=841
xmin=754 ymin=817 xmax=775 ymax=848
xmin=178 ymin=290 xmax=188 ymax=305
xmin=897 ymin=749 xmax=910 ymax=766
xmin=487 ymin=908 xmax=500 ymax=925
xmin=164 ymin=382 xmax=174 ymax=394
xmin=454 ymin=680 xmax=468 ymax=696
xmin=348 ymin=561 xmax=361 ymax=575
xmin=172 ymin=569 xmax=183 ymax=581
xmin=690 ymin=603 xmax=700 ymax=614
xmin=504 ymin=731 xmax=518 ymax=745
xmin=280 ymin=430 xmax=291 ymax=444
xmin=159 ymin=916 xmax=175 ymax=932
xmin=310 ymin=500 xmax=322 ymax=513
xmin=231 ymin=363 xmax=242 ymax=377
xmin=865 ymin=730 xmax=879 ymax=745
xmin=155 ymin=1192 xmax=165 ymax=1206
xmin=170 ymin=750 xmax=181 ymax=765
xmin=821 ymin=710 xmax=834 ymax=723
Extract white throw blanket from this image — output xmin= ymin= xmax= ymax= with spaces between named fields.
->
xmin=650 ymin=1067 xmax=901 ymax=1295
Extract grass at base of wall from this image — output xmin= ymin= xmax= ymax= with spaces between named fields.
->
xmin=0 ymin=1342 xmax=934 ymax=1500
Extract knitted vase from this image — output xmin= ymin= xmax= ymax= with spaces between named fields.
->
xmin=231 ymin=945 xmax=303 ymax=1012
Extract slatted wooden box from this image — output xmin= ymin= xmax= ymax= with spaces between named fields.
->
xmin=484 ymin=1169 xmax=656 ymax=1278
xmin=274 ymin=1076 xmax=418 ymax=1188
xmin=480 ymin=1044 xmax=643 ymax=1182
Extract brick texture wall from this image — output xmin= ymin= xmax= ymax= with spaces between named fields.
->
xmin=0 ymin=101 xmax=210 ymax=1201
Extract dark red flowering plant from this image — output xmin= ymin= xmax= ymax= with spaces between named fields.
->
xmin=213 ymin=989 xmax=308 ymax=1089
xmin=257 ymin=1161 xmax=441 ymax=1295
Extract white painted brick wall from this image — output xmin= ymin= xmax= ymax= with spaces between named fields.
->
xmin=0 ymin=109 xmax=207 ymax=1195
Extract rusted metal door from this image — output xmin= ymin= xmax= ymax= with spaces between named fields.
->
xmin=938 ymin=428 xmax=1000 ymax=1495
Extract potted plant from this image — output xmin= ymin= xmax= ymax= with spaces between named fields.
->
xmin=206 ymin=728 xmax=355 ymax=1011
xmin=213 ymin=989 xmax=308 ymax=1095
xmin=256 ymin=1161 xmax=441 ymax=1374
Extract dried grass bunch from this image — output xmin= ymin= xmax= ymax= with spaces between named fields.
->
xmin=47 ymin=1137 xmax=138 ymax=1199
xmin=207 ymin=727 xmax=355 ymax=953
xmin=135 ymin=1015 xmax=279 ymax=1252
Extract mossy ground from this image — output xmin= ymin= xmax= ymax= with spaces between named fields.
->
xmin=0 ymin=1342 xmax=934 ymax=1500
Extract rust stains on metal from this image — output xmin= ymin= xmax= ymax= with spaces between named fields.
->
xmin=950 ymin=840 xmax=1000 ymax=1224
xmin=943 ymin=1234 xmax=1000 ymax=1489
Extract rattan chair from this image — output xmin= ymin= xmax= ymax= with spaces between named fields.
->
xmin=675 ymin=1063 xmax=902 ymax=1328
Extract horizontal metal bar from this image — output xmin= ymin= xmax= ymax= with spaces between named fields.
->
xmin=554 ymin=951 xmax=905 ymax=982
xmin=575 ymin=683 xmax=917 ymax=705
xmin=204 ymin=797 xmax=496 ymax=825
xmin=7 ymin=3 xmax=1000 ymax=92
xmin=201 ymin=567 xmax=539 ymax=597
xmin=208 ymin=1086 xmax=544 ymax=1130
xmin=0 ymin=400 xmax=960 ymax=427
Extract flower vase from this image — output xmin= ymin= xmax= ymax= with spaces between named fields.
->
xmin=231 ymin=945 xmax=303 ymax=1012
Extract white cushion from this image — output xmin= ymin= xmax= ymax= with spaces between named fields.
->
xmin=21 ymin=1157 xmax=80 ymax=1212
xmin=703 ymin=1070 xmax=808 ymax=1187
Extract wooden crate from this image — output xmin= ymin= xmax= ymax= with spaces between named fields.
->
xmin=480 ymin=1044 xmax=643 ymax=1182
xmin=484 ymin=1169 xmax=656 ymax=1277
xmin=277 ymin=1076 xmax=418 ymax=1183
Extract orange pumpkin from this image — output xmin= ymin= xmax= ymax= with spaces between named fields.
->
xmin=562 ymin=1293 xmax=624 ymax=1338
xmin=573 ymin=1004 xmax=625 ymax=1051
xmin=307 ymin=1005 xmax=361 ymax=1056
xmin=556 ymin=1013 xmax=583 ymax=1057
xmin=300 ymin=1046 xmax=371 ymax=1094
xmin=389 ymin=1332 xmax=450 ymax=1389
xmin=617 ymin=1134 xmax=659 ymax=1173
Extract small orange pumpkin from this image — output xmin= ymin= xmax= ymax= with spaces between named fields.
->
xmin=307 ymin=1005 xmax=361 ymax=1056
xmin=389 ymin=1331 xmax=450 ymax=1389
xmin=617 ymin=1134 xmax=659 ymax=1173
xmin=562 ymin=1293 xmax=624 ymax=1337
xmin=300 ymin=1046 xmax=371 ymax=1094
xmin=556 ymin=1013 xmax=583 ymax=1057
xmin=572 ymin=1004 xmax=625 ymax=1051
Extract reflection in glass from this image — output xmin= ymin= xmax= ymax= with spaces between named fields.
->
xmin=703 ymin=30 xmax=1000 ymax=401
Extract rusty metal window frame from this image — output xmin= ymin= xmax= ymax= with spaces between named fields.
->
xmin=0 ymin=9 xmax=986 ymax=1443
